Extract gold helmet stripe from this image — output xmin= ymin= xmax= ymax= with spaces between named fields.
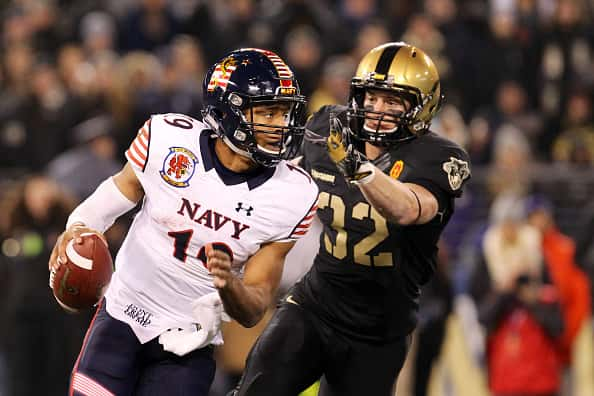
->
xmin=374 ymin=45 xmax=401 ymax=79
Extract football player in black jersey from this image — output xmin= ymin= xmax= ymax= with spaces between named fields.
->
xmin=231 ymin=42 xmax=471 ymax=396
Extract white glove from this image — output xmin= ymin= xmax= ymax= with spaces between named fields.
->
xmin=158 ymin=292 xmax=230 ymax=356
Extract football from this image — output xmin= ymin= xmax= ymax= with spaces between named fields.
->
xmin=50 ymin=233 xmax=114 ymax=313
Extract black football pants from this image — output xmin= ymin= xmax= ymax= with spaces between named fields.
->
xmin=232 ymin=299 xmax=409 ymax=396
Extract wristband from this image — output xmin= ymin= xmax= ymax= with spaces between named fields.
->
xmin=352 ymin=162 xmax=376 ymax=185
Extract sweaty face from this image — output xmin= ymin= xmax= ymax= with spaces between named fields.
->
xmin=242 ymin=102 xmax=292 ymax=154
xmin=362 ymin=89 xmax=410 ymax=133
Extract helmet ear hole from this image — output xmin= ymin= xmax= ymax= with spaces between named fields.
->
xmin=208 ymin=107 xmax=224 ymax=122
xmin=430 ymin=93 xmax=444 ymax=117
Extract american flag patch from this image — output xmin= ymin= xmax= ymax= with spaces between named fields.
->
xmin=207 ymin=59 xmax=238 ymax=92
xmin=289 ymin=201 xmax=318 ymax=239
xmin=125 ymin=119 xmax=151 ymax=171
xmin=71 ymin=372 xmax=114 ymax=396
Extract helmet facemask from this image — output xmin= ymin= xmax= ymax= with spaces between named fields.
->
xmin=347 ymin=81 xmax=434 ymax=146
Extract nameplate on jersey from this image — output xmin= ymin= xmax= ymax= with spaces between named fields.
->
xmin=177 ymin=198 xmax=251 ymax=240
xmin=311 ymin=169 xmax=335 ymax=184
xmin=160 ymin=147 xmax=198 ymax=187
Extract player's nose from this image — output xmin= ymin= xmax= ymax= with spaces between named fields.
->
xmin=272 ymin=114 xmax=288 ymax=126
xmin=372 ymin=98 xmax=386 ymax=112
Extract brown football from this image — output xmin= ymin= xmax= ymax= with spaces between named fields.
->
xmin=50 ymin=233 xmax=113 ymax=313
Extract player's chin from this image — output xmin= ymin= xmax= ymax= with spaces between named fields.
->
xmin=258 ymin=140 xmax=283 ymax=152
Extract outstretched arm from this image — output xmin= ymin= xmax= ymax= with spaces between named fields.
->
xmin=325 ymin=115 xmax=438 ymax=225
xmin=358 ymin=172 xmax=438 ymax=225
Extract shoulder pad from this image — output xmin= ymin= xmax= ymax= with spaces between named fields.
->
xmin=306 ymin=104 xmax=348 ymax=138
xmin=398 ymin=133 xmax=471 ymax=197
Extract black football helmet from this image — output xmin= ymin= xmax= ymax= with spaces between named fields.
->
xmin=202 ymin=48 xmax=307 ymax=167
xmin=347 ymin=42 xmax=444 ymax=146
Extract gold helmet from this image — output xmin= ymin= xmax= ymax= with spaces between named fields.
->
xmin=347 ymin=42 xmax=443 ymax=145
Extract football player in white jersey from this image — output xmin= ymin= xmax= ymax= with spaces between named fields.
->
xmin=47 ymin=48 xmax=319 ymax=396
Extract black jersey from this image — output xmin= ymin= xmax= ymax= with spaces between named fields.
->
xmin=293 ymin=104 xmax=471 ymax=343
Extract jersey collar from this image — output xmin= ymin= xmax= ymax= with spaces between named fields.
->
xmin=199 ymin=131 xmax=275 ymax=190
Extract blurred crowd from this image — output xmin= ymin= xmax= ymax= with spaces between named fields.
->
xmin=1 ymin=0 xmax=594 ymax=395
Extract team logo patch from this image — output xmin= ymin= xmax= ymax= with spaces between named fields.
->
xmin=442 ymin=157 xmax=470 ymax=190
xmin=160 ymin=147 xmax=198 ymax=187
xmin=389 ymin=160 xmax=404 ymax=179
xmin=278 ymin=79 xmax=297 ymax=95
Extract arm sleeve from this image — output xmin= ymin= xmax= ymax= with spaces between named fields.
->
xmin=66 ymin=177 xmax=137 ymax=232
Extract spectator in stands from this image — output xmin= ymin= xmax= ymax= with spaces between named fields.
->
xmin=525 ymin=195 xmax=591 ymax=366
xmin=482 ymin=7 xmax=540 ymax=109
xmin=401 ymin=13 xmax=451 ymax=88
xmin=538 ymin=0 xmax=594 ymax=120
xmin=470 ymin=193 xmax=564 ymax=396
xmin=552 ymin=89 xmax=594 ymax=165
xmin=307 ymin=55 xmax=355 ymax=113
xmin=349 ymin=20 xmax=391 ymax=66
xmin=46 ymin=114 xmax=122 ymax=202
xmin=0 ymin=43 xmax=34 ymax=170
xmin=0 ymin=175 xmax=91 ymax=396
xmin=25 ymin=61 xmax=79 ymax=170
xmin=338 ymin=0 xmax=380 ymax=34
xmin=109 ymin=51 xmax=163 ymax=150
xmin=159 ymin=35 xmax=205 ymax=117
xmin=486 ymin=125 xmax=533 ymax=198
xmin=118 ymin=0 xmax=181 ymax=52
xmin=431 ymin=103 xmax=469 ymax=148
xmin=79 ymin=10 xmax=118 ymax=62
xmin=469 ymin=80 xmax=543 ymax=164
xmin=283 ymin=26 xmax=323 ymax=98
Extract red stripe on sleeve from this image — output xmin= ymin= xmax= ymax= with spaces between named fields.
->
xmin=126 ymin=149 xmax=144 ymax=169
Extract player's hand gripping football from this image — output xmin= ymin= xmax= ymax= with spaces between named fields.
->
xmin=48 ymin=223 xmax=107 ymax=277
xmin=327 ymin=113 xmax=374 ymax=184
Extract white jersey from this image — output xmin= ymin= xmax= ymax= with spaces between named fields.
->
xmin=104 ymin=113 xmax=318 ymax=343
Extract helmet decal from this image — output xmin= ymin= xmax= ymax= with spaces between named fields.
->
xmin=250 ymin=48 xmax=294 ymax=79
xmin=206 ymin=56 xmax=238 ymax=93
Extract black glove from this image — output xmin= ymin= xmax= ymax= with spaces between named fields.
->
xmin=326 ymin=113 xmax=375 ymax=184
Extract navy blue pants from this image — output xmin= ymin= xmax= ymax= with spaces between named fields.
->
xmin=69 ymin=301 xmax=216 ymax=396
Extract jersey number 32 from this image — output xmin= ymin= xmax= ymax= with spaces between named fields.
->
xmin=318 ymin=192 xmax=393 ymax=267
